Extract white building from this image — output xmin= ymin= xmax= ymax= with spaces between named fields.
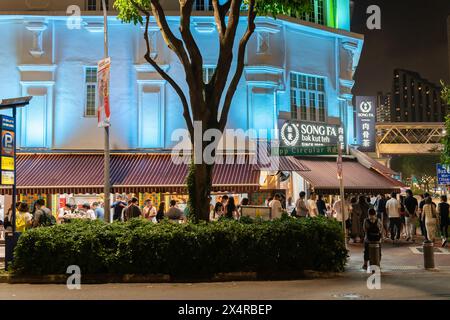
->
xmin=0 ymin=0 xmax=363 ymax=150
xmin=0 ymin=0 xmax=403 ymax=217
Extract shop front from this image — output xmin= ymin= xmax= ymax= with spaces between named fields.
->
xmin=0 ymin=152 xmax=309 ymax=220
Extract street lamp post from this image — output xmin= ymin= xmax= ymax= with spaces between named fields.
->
xmin=102 ymin=0 xmax=111 ymax=223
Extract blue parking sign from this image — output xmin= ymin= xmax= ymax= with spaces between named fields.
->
xmin=437 ymin=164 xmax=450 ymax=185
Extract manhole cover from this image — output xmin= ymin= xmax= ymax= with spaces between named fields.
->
xmin=332 ymin=293 xmax=367 ymax=300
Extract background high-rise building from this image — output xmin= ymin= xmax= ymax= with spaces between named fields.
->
xmin=376 ymin=91 xmax=391 ymax=123
xmin=391 ymin=69 xmax=447 ymax=122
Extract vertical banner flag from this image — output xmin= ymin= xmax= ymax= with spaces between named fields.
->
xmin=97 ymin=57 xmax=111 ymax=127
xmin=355 ymin=96 xmax=376 ymax=152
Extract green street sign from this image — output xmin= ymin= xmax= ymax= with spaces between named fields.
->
xmin=272 ymin=145 xmax=338 ymax=156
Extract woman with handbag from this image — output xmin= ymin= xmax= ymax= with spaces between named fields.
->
xmin=423 ymin=197 xmax=439 ymax=243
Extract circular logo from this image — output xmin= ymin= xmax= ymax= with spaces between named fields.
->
xmin=360 ymin=101 xmax=372 ymax=113
xmin=281 ymin=122 xmax=300 ymax=147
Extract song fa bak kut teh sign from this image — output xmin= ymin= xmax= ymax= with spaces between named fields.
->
xmin=274 ymin=120 xmax=340 ymax=156
xmin=0 ymin=115 xmax=15 ymax=185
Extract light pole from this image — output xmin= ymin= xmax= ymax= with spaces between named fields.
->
xmin=102 ymin=0 xmax=111 ymax=223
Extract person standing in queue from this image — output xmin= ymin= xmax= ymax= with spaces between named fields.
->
xmin=221 ymin=195 xmax=229 ymax=213
xmin=359 ymin=195 xmax=370 ymax=240
xmin=350 ymin=197 xmax=362 ymax=243
xmin=295 ymin=192 xmax=309 ymax=218
xmin=422 ymin=197 xmax=439 ymax=243
xmin=418 ymin=193 xmax=430 ymax=240
xmin=403 ymin=190 xmax=418 ymax=242
xmin=112 ymin=195 xmax=127 ymax=222
xmin=156 ymin=202 xmax=165 ymax=223
xmin=374 ymin=194 xmax=389 ymax=239
xmin=225 ymin=197 xmax=239 ymax=220
xmin=211 ymin=202 xmax=224 ymax=221
xmin=316 ymin=194 xmax=327 ymax=216
xmin=92 ymin=202 xmax=104 ymax=221
xmin=437 ymin=195 xmax=449 ymax=247
xmin=143 ymin=199 xmax=157 ymax=222
xmin=386 ymin=192 xmax=401 ymax=244
xmin=307 ymin=192 xmax=318 ymax=217
xmin=123 ymin=197 xmax=142 ymax=222
xmin=165 ymin=200 xmax=186 ymax=222
xmin=269 ymin=194 xmax=283 ymax=219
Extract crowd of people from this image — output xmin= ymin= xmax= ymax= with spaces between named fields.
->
xmin=283 ymin=190 xmax=449 ymax=248
xmin=0 ymin=191 xmax=448 ymax=250
xmin=111 ymin=196 xmax=187 ymax=223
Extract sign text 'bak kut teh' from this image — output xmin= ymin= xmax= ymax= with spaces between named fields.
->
xmin=275 ymin=120 xmax=341 ymax=156
xmin=0 ymin=115 xmax=15 ymax=185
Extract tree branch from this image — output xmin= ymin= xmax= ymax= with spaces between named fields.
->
xmin=219 ymin=0 xmax=256 ymax=131
xmin=148 ymin=0 xmax=192 ymax=73
xmin=142 ymin=14 xmax=194 ymax=137
xmin=212 ymin=0 xmax=231 ymax=39
xmin=209 ymin=0 xmax=243 ymax=114
xmin=179 ymin=0 xmax=205 ymax=112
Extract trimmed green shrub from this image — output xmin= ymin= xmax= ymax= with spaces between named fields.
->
xmin=12 ymin=216 xmax=347 ymax=276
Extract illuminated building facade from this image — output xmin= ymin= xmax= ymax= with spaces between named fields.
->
xmin=0 ymin=0 xmax=363 ymax=151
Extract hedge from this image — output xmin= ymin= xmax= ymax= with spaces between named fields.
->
xmin=12 ymin=216 xmax=347 ymax=277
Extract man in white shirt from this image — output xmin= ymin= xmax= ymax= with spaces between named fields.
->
xmin=269 ymin=194 xmax=283 ymax=220
xmin=142 ymin=199 xmax=157 ymax=222
xmin=386 ymin=192 xmax=401 ymax=242
xmin=307 ymin=193 xmax=318 ymax=217
xmin=82 ymin=203 xmax=96 ymax=220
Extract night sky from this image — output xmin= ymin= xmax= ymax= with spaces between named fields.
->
xmin=351 ymin=0 xmax=450 ymax=96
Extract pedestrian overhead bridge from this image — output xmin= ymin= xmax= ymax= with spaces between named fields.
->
xmin=376 ymin=122 xmax=445 ymax=156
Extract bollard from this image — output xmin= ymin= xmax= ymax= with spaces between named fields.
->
xmin=423 ymin=240 xmax=435 ymax=269
xmin=369 ymin=241 xmax=381 ymax=267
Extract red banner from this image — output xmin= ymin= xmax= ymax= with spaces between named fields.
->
xmin=97 ymin=57 xmax=111 ymax=128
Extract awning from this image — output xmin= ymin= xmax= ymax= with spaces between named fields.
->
xmin=0 ymin=153 xmax=261 ymax=195
xmin=293 ymin=157 xmax=405 ymax=195
xmin=350 ymin=148 xmax=398 ymax=176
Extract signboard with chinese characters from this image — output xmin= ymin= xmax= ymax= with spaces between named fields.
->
xmin=0 ymin=115 xmax=15 ymax=185
xmin=437 ymin=164 xmax=450 ymax=185
xmin=355 ymin=96 xmax=376 ymax=152
xmin=275 ymin=120 xmax=340 ymax=156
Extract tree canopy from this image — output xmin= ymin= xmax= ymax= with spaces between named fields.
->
xmin=440 ymin=81 xmax=450 ymax=165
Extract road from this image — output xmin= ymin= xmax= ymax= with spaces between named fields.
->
xmin=0 ymin=271 xmax=449 ymax=300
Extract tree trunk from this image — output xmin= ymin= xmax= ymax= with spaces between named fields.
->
xmin=187 ymin=161 xmax=213 ymax=222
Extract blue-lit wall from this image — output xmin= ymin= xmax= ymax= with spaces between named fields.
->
xmin=0 ymin=13 xmax=363 ymax=150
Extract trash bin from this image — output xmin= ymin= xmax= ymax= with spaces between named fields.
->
xmin=369 ymin=241 xmax=381 ymax=267
xmin=423 ymin=240 xmax=435 ymax=269
xmin=4 ymin=231 xmax=20 ymax=271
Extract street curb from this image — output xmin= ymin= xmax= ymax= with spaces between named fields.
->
xmin=0 ymin=270 xmax=340 ymax=284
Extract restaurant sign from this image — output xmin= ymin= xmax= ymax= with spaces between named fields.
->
xmin=274 ymin=120 xmax=339 ymax=156
xmin=0 ymin=115 xmax=15 ymax=185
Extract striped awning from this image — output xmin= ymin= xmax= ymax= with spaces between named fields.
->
xmin=0 ymin=153 xmax=262 ymax=195
xmin=293 ymin=157 xmax=405 ymax=195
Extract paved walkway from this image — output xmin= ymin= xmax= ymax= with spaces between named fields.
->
xmin=346 ymin=238 xmax=450 ymax=272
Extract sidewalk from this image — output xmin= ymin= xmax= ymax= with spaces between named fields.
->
xmin=346 ymin=238 xmax=450 ymax=273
